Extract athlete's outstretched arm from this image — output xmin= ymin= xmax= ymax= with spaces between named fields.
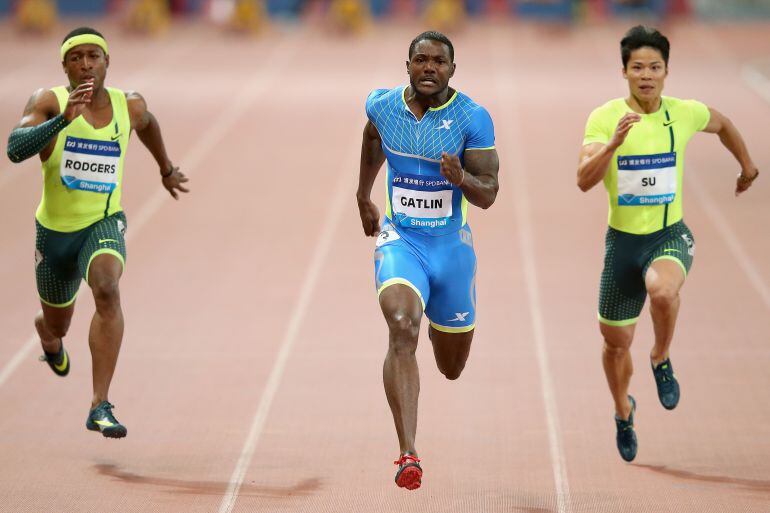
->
xmin=441 ymin=149 xmax=499 ymax=209
xmin=702 ymin=107 xmax=760 ymax=196
xmin=577 ymin=113 xmax=640 ymax=192
xmin=6 ymin=84 xmax=93 ymax=163
xmin=127 ymin=91 xmax=189 ymax=200
xmin=357 ymin=120 xmax=386 ymax=236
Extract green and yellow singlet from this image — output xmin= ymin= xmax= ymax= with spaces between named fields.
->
xmin=36 ymin=86 xmax=130 ymax=232
xmin=583 ymin=96 xmax=710 ymax=235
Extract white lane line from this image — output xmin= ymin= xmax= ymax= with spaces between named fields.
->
xmin=687 ymin=173 xmax=770 ymax=311
xmin=494 ymin=66 xmax=572 ymax=513
xmin=0 ymin=36 xmax=299 ymax=392
xmin=0 ymin=334 xmax=38 ymax=390
xmin=692 ymin=38 xmax=770 ymax=309
xmin=513 ymin=164 xmax=572 ymax=513
xmin=727 ymin=62 xmax=770 ymax=310
xmin=682 ymin=61 xmax=770 ymax=312
xmin=741 ymin=63 xmax=770 ymax=105
xmin=676 ymin=60 xmax=770 ymax=311
xmin=217 ymin=142 xmax=355 ymax=513
xmin=126 ymin=36 xmax=298 ymax=235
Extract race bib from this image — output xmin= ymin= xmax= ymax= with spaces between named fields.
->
xmin=60 ymin=136 xmax=121 ymax=194
xmin=617 ymin=152 xmax=677 ymax=206
xmin=391 ymin=172 xmax=453 ymax=229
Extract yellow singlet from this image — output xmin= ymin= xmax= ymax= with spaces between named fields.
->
xmin=583 ymin=96 xmax=710 ymax=235
xmin=36 ymin=86 xmax=130 ymax=232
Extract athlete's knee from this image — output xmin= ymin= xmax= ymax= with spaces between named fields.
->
xmin=603 ymin=341 xmax=630 ymax=360
xmin=49 ymin=323 xmax=70 ymax=339
xmin=386 ymin=311 xmax=420 ymax=354
xmin=648 ymin=284 xmax=678 ymax=311
xmin=432 ymin=329 xmax=472 ymax=380
xmin=600 ymin=325 xmax=633 ymax=354
xmin=441 ymin=363 xmax=465 ymax=380
xmin=91 ymin=277 xmax=121 ymax=311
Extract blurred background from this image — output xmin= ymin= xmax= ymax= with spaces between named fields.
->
xmin=3 ymin=0 xmax=770 ymax=36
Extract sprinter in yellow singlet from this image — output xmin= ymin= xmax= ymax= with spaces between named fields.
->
xmin=577 ymin=26 xmax=759 ymax=462
xmin=6 ymin=27 xmax=188 ymax=438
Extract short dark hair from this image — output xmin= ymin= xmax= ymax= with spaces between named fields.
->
xmin=409 ymin=31 xmax=454 ymax=62
xmin=62 ymin=26 xmax=105 ymax=44
xmin=620 ymin=25 xmax=669 ymax=68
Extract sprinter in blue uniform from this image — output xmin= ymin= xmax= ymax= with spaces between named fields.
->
xmin=356 ymin=31 xmax=500 ymax=490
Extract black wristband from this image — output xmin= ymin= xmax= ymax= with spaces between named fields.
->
xmin=160 ymin=166 xmax=173 ymax=178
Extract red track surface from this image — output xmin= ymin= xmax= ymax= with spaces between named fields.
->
xmin=0 ymin=20 xmax=768 ymax=513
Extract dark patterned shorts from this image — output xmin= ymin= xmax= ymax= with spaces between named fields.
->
xmin=35 ymin=211 xmax=127 ymax=307
xmin=598 ymin=220 xmax=694 ymax=325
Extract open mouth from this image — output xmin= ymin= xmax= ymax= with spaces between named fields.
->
xmin=419 ymin=77 xmax=437 ymax=86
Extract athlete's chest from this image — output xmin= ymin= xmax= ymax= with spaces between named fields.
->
xmin=380 ymin=107 xmax=466 ymax=160
xmin=613 ymin=115 xmax=682 ymax=206
xmin=616 ymin=112 xmax=687 ymax=155
xmin=55 ymin=102 xmax=127 ymax=194
xmin=81 ymin=103 xmax=114 ymax=130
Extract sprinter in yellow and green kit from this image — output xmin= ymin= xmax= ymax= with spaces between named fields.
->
xmin=577 ymin=26 xmax=759 ymax=462
xmin=6 ymin=27 xmax=189 ymax=438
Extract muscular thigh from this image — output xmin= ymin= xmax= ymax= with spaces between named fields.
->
xmin=35 ymin=220 xmax=88 ymax=308
xmin=430 ymin=326 xmax=474 ymax=349
xmin=599 ymin=221 xmax=695 ymax=326
xmin=599 ymin=226 xmax=652 ymax=326
xmin=643 ymin=221 xmax=694 ymax=282
xmin=77 ymin=211 xmax=127 ymax=283
xmin=374 ymin=223 xmax=430 ymax=309
xmin=424 ymin=226 xmax=477 ymax=334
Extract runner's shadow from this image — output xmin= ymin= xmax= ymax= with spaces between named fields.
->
xmin=634 ymin=463 xmax=770 ymax=493
xmin=93 ymin=463 xmax=322 ymax=497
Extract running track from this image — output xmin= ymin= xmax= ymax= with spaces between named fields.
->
xmin=0 ymin=19 xmax=768 ymax=513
